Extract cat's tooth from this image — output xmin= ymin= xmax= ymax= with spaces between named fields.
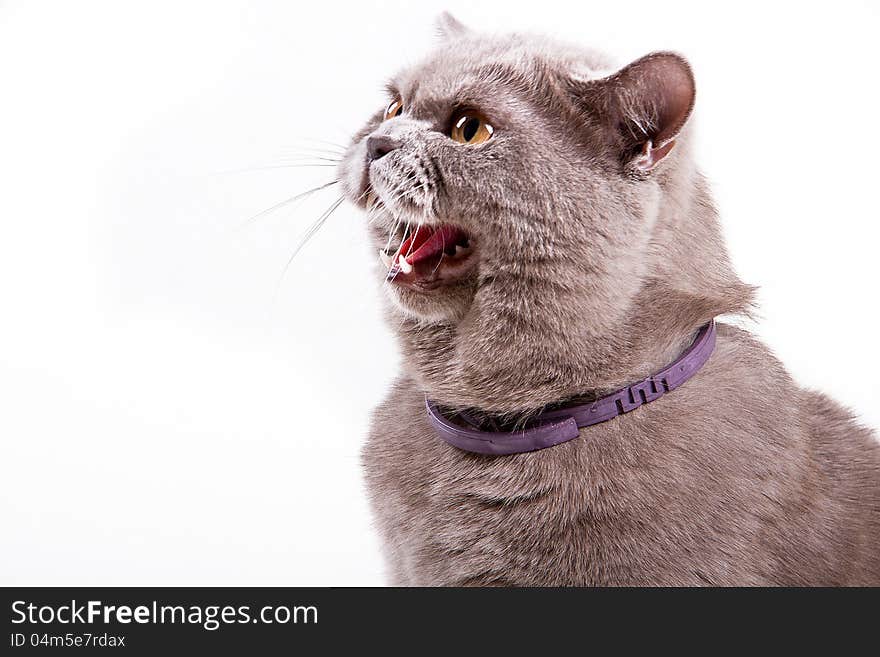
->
xmin=398 ymin=256 xmax=413 ymax=274
xmin=378 ymin=250 xmax=392 ymax=268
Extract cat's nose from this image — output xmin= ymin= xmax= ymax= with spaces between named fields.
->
xmin=367 ymin=135 xmax=401 ymax=161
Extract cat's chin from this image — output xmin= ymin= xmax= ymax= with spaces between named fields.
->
xmin=386 ymin=273 xmax=478 ymax=324
xmin=381 ymin=247 xmax=476 ymax=323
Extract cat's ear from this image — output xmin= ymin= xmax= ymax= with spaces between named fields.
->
xmin=585 ymin=52 xmax=695 ymax=172
xmin=435 ymin=12 xmax=471 ymax=39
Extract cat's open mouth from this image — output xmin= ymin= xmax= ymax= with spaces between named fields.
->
xmin=380 ymin=223 xmax=476 ymax=290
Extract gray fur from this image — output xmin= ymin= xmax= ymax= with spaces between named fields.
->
xmin=337 ymin=18 xmax=880 ymax=585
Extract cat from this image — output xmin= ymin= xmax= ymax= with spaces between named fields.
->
xmin=336 ymin=12 xmax=880 ymax=585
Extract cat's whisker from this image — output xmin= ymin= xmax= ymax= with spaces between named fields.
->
xmin=239 ymin=179 xmax=339 ymax=228
xmin=354 ymin=186 xmax=372 ymax=207
xmin=384 ymin=220 xmax=413 ymax=284
xmin=383 ymin=214 xmax=404 ymax=255
xmin=279 ymin=194 xmax=345 ymax=276
xmin=275 ymin=154 xmax=343 ymax=164
xmin=431 ymin=230 xmax=446 ymax=276
xmin=384 ymin=208 xmax=411 ymax=254
xmin=367 ymin=201 xmax=387 ymax=227
xmin=359 ymin=188 xmax=390 ymax=228
xmin=214 ymin=161 xmax=339 ymax=176
xmin=286 ymin=137 xmax=348 ymax=153
xmin=379 ymin=216 xmax=409 ymax=284
xmin=403 ymin=222 xmax=422 ymax=261
xmin=362 ymin=180 xmax=431 ymax=284
xmin=227 ymin=163 xmax=339 ymax=175
xmin=271 ymin=194 xmax=345 ymax=308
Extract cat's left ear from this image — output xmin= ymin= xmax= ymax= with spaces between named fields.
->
xmin=435 ymin=12 xmax=471 ymax=39
xmin=584 ymin=52 xmax=695 ymax=172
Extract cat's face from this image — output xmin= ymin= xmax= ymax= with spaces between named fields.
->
xmin=338 ymin=16 xmax=701 ymax=411
xmin=339 ymin=19 xmax=695 ymax=331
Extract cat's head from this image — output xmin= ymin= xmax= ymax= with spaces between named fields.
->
xmin=338 ymin=14 xmax=749 ymax=410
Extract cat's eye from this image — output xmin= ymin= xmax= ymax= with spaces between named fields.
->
xmin=384 ymin=98 xmax=403 ymax=121
xmin=450 ymin=111 xmax=494 ymax=145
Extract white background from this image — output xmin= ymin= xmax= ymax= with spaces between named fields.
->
xmin=1 ymin=0 xmax=877 ymax=586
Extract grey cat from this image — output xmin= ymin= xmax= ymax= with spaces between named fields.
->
xmin=337 ymin=13 xmax=880 ymax=585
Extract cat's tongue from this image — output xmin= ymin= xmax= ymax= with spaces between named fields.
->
xmin=394 ymin=225 xmax=468 ymax=272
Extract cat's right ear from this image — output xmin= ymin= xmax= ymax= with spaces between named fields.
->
xmin=582 ymin=52 xmax=696 ymax=173
xmin=435 ymin=12 xmax=471 ymax=39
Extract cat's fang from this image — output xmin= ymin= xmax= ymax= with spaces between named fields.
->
xmin=378 ymin=250 xmax=392 ymax=268
xmin=398 ymin=256 xmax=413 ymax=274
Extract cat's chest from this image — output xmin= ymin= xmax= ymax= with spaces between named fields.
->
xmin=362 ymin=385 xmax=643 ymax=584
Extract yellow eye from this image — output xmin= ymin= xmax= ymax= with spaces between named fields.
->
xmin=384 ymin=98 xmax=403 ymax=120
xmin=450 ymin=111 xmax=494 ymax=144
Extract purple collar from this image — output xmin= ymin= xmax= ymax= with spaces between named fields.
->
xmin=426 ymin=320 xmax=717 ymax=456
